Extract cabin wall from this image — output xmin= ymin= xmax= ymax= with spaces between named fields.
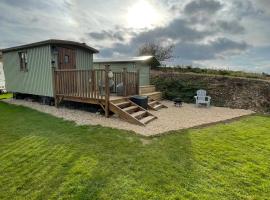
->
xmin=52 ymin=48 xmax=93 ymax=70
xmin=3 ymin=45 xmax=54 ymax=97
xmin=93 ymin=62 xmax=150 ymax=86
xmin=76 ymin=48 xmax=93 ymax=69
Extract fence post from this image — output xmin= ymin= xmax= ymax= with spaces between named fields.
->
xmin=105 ymin=65 xmax=110 ymax=118
xmin=123 ymin=67 xmax=127 ymax=96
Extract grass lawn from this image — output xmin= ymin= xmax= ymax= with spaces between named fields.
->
xmin=0 ymin=102 xmax=270 ymax=200
xmin=0 ymin=93 xmax=13 ymax=99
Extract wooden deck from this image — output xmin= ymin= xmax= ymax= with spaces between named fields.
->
xmin=53 ymin=66 xmax=163 ymax=125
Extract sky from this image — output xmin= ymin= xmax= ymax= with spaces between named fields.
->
xmin=0 ymin=0 xmax=270 ymax=73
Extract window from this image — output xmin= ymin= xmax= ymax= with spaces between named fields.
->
xmin=64 ymin=55 xmax=69 ymax=64
xmin=19 ymin=52 xmax=28 ymax=71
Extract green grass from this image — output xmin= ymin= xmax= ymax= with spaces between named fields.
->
xmin=0 ymin=102 xmax=270 ymax=200
xmin=0 ymin=93 xmax=13 ymax=99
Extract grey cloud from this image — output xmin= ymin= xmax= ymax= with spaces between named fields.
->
xmin=174 ymin=38 xmax=248 ymax=61
xmin=88 ymin=30 xmax=125 ymax=41
xmin=133 ymin=18 xmax=210 ymax=44
xmin=90 ymin=17 xmax=211 ymax=56
xmin=184 ymin=0 xmax=222 ymax=14
xmin=232 ymin=0 xmax=263 ymax=19
xmin=98 ymin=42 xmax=136 ymax=57
xmin=99 ymin=34 xmax=248 ymax=62
xmin=210 ymin=38 xmax=248 ymax=52
xmin=215 ymin=20 xmax=245 ymax=34
xmin=1 ymin=0 xmax=53 ymax=10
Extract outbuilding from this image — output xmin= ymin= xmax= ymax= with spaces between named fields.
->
xmin=93 ymin=56 xmax=160 ymax=86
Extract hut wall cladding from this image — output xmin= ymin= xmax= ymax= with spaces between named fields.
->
xmin=3 ymin=45 xmax=54 ymax=97
xmin=93 ymin=62 xmax=150 ymax=86
xmin=76 ymin=48 xmax=93 ymax=70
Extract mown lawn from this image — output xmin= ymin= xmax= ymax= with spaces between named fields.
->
xmin=0 ymin=93 xmax=13 ymax=99
xmin=0 ymin=102 xmax=270 ymax=200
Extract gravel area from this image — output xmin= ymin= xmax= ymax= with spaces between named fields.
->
xmin=3 ymin=99 xmax=254 ymax=136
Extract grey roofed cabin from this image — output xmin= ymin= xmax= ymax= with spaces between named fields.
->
xmin=93 ymin=56 xmax=160 ymax=86
xmin=1 ymin=40 xmax=163 ymax=125
xmin=1 ymin=39 xmax=98 ymax=97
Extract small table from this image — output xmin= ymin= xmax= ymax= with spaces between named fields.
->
xmin=173 ymin=98 xmax=182 ymax=107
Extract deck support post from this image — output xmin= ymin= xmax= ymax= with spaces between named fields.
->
xmin=123 ymin=68 xmax=127 ymax=97
xmin=105 ymin=65 xmax=110 ymax=118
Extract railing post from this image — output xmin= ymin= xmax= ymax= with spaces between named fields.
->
xmin=105 ymin=65 xmax=110 ymax=118
xmin=91 ymin=69 xmax=95 ymax=98
xmin=136 ymin=69 xmax=140 ymax=95
xmin=51 ymin=66 xmax=58 ymax=107
xmin=123 ymin=67 xmax=127 ymax=96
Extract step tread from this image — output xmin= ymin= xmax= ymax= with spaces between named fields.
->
xmin=115 ymin=101 xmax=130 ymax=107
xmin=140 ymin=115 xmax=156 ymax=124
xmin=131 ymin=110 xmax=147 ymax=118
xmin=123 ymin=105 xmax=138 ymax=112
xmin=149 ymin=101 xmax=157 ymax=106
xmin=154 ymin=104 xmax=163 ymax=109
xmin=141 ymin=91 xmax=161 ymax=96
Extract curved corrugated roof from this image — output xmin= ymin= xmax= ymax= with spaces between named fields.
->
xmin=94 ymin=56 xmax=160 ymax=67
xmin=1 ymin=39 xmax=99 ymax=53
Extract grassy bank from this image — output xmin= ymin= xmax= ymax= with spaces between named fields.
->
xmin=0 ymin=102 xmax=270 ymax=199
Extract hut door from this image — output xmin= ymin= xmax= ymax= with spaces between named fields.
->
xmin=58 ymin=47 xmax=76 ymax=69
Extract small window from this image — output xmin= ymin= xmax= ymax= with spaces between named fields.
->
xmin=64 ymin=55 xmax=69 ymax=64
xmin=19 ymin=52 xmax=28 ymax=71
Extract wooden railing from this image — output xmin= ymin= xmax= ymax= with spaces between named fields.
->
xmin=53 ymin=66 xmax=139 ymax=101
xmin=112 ymin=69 xmax=139 ymax=96
xmin=54 ymin=69 xmax=106 ymax=100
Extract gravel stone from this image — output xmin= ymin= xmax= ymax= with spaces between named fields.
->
xmin=3 ymin=99 xmax=254 ymax=136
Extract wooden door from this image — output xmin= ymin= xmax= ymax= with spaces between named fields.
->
xmin=58 ymin=47 xmax=76 ymax=69
xmin=57 ymin=47 xmax=76 ymax=95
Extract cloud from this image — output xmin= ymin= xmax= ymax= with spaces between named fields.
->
xmin=88 ymin=30 xmax=125 ymax=41
xmin=214 ymin=20 xmax=245 ymax=34
xmin=133 ymin=19 xmax=210 ymax=43
xmin=231 ymin=0 xmax=263 ymax=19
xmin=184 ymin=0 xmax=222 ymax=14
xmin=0 ymin=0 xmax=269 ymax=73
xmin=173 ymin=38 xmax=248 ymax=61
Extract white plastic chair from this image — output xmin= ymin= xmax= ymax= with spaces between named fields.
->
xmin=194 ymin=89 xmax=211 ymax=107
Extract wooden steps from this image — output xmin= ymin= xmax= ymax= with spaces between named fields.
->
xmin=148 ymin=99 xmax=168 ymax=111
xmin=139 ymin=85 xmax=162 ymax=101
xmin=139 ymin=85 xmax=156 ymax=94
xmin=141 ymin=92 xmax=162 ymax=101
xmin=110 ymin=99 xmax=157 ymax=126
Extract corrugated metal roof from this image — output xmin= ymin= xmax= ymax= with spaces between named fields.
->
xmin=94 ymin=56 xmax=160 ymax=66
xmin=1 ymin=39 xmax=99 ymax=53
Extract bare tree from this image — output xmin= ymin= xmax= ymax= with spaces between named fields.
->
xmin=138 ymin=42 xmax=174 ymax=62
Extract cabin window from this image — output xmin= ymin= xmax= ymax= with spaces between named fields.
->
xmin=64 ymin=55 xmax=69 ymax=63
xmin=19 ymin=52 xmax=28 ymax=71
